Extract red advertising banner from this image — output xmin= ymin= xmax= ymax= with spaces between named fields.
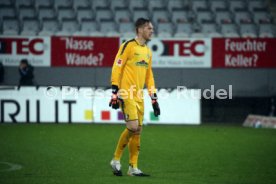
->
xmin=51 ymin=36 xmax=119 ymax=67
xmin=212 ymin=38 xmax=276 ymax=68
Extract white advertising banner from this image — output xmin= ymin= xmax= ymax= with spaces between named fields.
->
xmin=143 ymin=89 xmax=201 ymax=124
xmin=0 ymin=87 xmax=201 ymax=124
xmin=0 ymin=87 xmax=92 ymax=123
xmin=0 ymin=36 xmax=51 ymax=66
xmin=92 ymin=89 xmax=125 ymax=124
xmin=149 ymin=38 xmax=212 ymax=68
xmin=93 ymin=89 xmax=201 ymax=125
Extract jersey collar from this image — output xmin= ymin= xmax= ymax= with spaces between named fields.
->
xmin=134 ymin=38 xmax=146 ymax=47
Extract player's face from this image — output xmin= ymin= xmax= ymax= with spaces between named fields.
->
xmin=142 ymin=22 xmax=154 ymax=41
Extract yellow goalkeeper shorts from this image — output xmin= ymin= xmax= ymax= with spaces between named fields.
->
xmin=121 ymin=99 xmax=144 ymax=126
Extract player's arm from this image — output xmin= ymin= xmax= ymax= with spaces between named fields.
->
xmin=145 ymin=55 xmax=160 ymax=117
xmin=109 ymin=42 xmax=130 ymax=109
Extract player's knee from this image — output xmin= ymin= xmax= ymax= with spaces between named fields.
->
xmin=127 ymin=126 xmax=138 ymax=133
xmin=126 ymin=121 xmax=139 ymax=133
xmin=128 ymin=126 xmax=142 ymax=135
xmin=135 ymin=126 xmax=142 ymax=134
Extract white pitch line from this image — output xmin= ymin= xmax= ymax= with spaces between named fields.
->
xmin=0 ymin=162 xmax=23 ymax=172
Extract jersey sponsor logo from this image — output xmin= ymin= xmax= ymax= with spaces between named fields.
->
xmin=135 ymin=60 xmax=148 ymax=68
xmin=116 ymin=58 xmax=123 ymax=66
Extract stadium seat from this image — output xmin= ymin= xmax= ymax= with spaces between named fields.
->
xmin=99 ymin=21 xmax=119 ymax=37
xmin=202 ymin=23 xmax=220 ymax=37
xmin=18 ymin=7 xmax=37 ymax=21
xmin=148 ymin=0 xmax=167 ymax=11
xmin=73 ymin=0 xmax=91 ymax=10
xmin=95 ymin=9 xmax=113 ymax=22
xmin=229 ymin=0 xmax=246 ymax=12
xmin=215 ymin=11 xmax=233 ymax=24
xmin=240 ymin=23 xmax=257 ymax=38
xmin=56 ymin=18 xmax=79 ymax=36
xmin=234 ymin=11 xmax=253 ymax=24
xmin=223 ymin=32 xmax=240 ymax=38
xmin=34 ymin=0 xmax=53 ymax=9
xmin=174 ymin=23 xmax=193 ymax=37
xmin=171 ymin=10 xmax=189 ymax=23
xmin=74 ymin=19 xmax=102 ymax=36
xmin=191 ymin=0 xmax=209 ymax=12
xmin=0 ymin=6 xmax=16 ymax=20
xmin=152 ymin=9 xmax=170 ymax=25
xmin=210 ymin=0 xmax=227 ymax=12
xmin=157 ymin=22 xmax=174 ymax=37
xmin=15 ymin=0 xmax=33 ymax=9
xmin=38 ymin=7 xmax=56 ymax=21
xmin=259 ymin=24 xmax=275 ymax=38
xmin=110 ymin=0 xmax=128 ymax=11
xmin=119 ymin=22 xmax=135 ymax=37
xmin=20 ymin=18 xmax=40 ymax=36
xmin=196 ymin=11 xmax=214 ymax=24
xmin=57 ymin=7 xmax=76 ymax=22
xmin=174 ymin=32 xmax=189 ymax=38
xmin=92 ymin=0 xmax=110 ymax=10
xmin=54 ymin=0 xmax=72 ymax=9
xmin=77 ymin=7 xmax=94 ymax=23
xmin=248 ymin=0 xmax=267 ymax=12
xmin=114 ymin=9 xmax=131 ymax=23
xmin=253 ymin=12 xmax=272 ymax=24
xmin=191 ymin=32 xmax=205 ymax=38
xmin=133 ymin=9 xmax=150 ymax=21
xmin=2 ymin=18 xmax=19 ymax=35
xmin=0 ymin=0 xmax=13 ymax=6
xmin=129 ymin=0 xmax=146 ymax=12
xmin=221 ymin=23 xmax=239 ymax=37
xmin=167 ymin=0 xmax=189 ymax=13
xmin=38 ymin=18 xmax=59 ymax=36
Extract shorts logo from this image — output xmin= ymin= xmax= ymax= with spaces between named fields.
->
xmin=116 ymin=58 xmax=123 ymax=66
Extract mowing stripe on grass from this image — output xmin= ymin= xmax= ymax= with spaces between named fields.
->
xmin=0 ymin=162 xmax=22 ymax=172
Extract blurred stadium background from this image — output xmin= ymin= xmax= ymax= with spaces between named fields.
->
xmin=0 ymin=0 xmax=276 ymax=123
xmin=0 ymin=0 xmax=276 ymax=183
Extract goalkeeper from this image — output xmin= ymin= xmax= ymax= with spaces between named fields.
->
xmin=109 ymin=18 xmax=160 ymax=177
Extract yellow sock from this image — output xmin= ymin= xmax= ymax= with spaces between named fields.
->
xmin=128 ymin=134 xmax=140 ymax=168
xmin=114 ymin=128 xmax=132 ymax=161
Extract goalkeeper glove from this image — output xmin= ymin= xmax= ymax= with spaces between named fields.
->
xmin=151 ymin=93 xmax=160 ymax=117
xmin=109 ymin=85 xmax=120 ymax=109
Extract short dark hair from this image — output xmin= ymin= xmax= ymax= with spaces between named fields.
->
xmin=135 ymin=18 xmax=150 ymax=33
xmin=20 ymin=59 xmax=29 ymax=65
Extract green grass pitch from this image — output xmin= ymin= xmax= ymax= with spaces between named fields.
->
xmin=0 ymin=123 xmax=275 ymax=184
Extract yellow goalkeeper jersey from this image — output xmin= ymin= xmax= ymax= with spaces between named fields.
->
xmin=111 ymin=38 xmax=156 ymax=102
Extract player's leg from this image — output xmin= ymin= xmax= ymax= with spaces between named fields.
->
xmin=128 ymin=122 xmax=141 ymax=169
xmin=111 ymin=100 xmax=138 ymax=176
xmin=128 ymin=101 xmax=143 ymax=168
xmin=110 ymin=128 xmax=132 ymax=176
xmin=113 ymin=127 xmax=132 ymax=161
xmin=127 ymin=102 xmax=150 ymax=176
xmin=113 ymin=100 xmax=138 ymax=161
